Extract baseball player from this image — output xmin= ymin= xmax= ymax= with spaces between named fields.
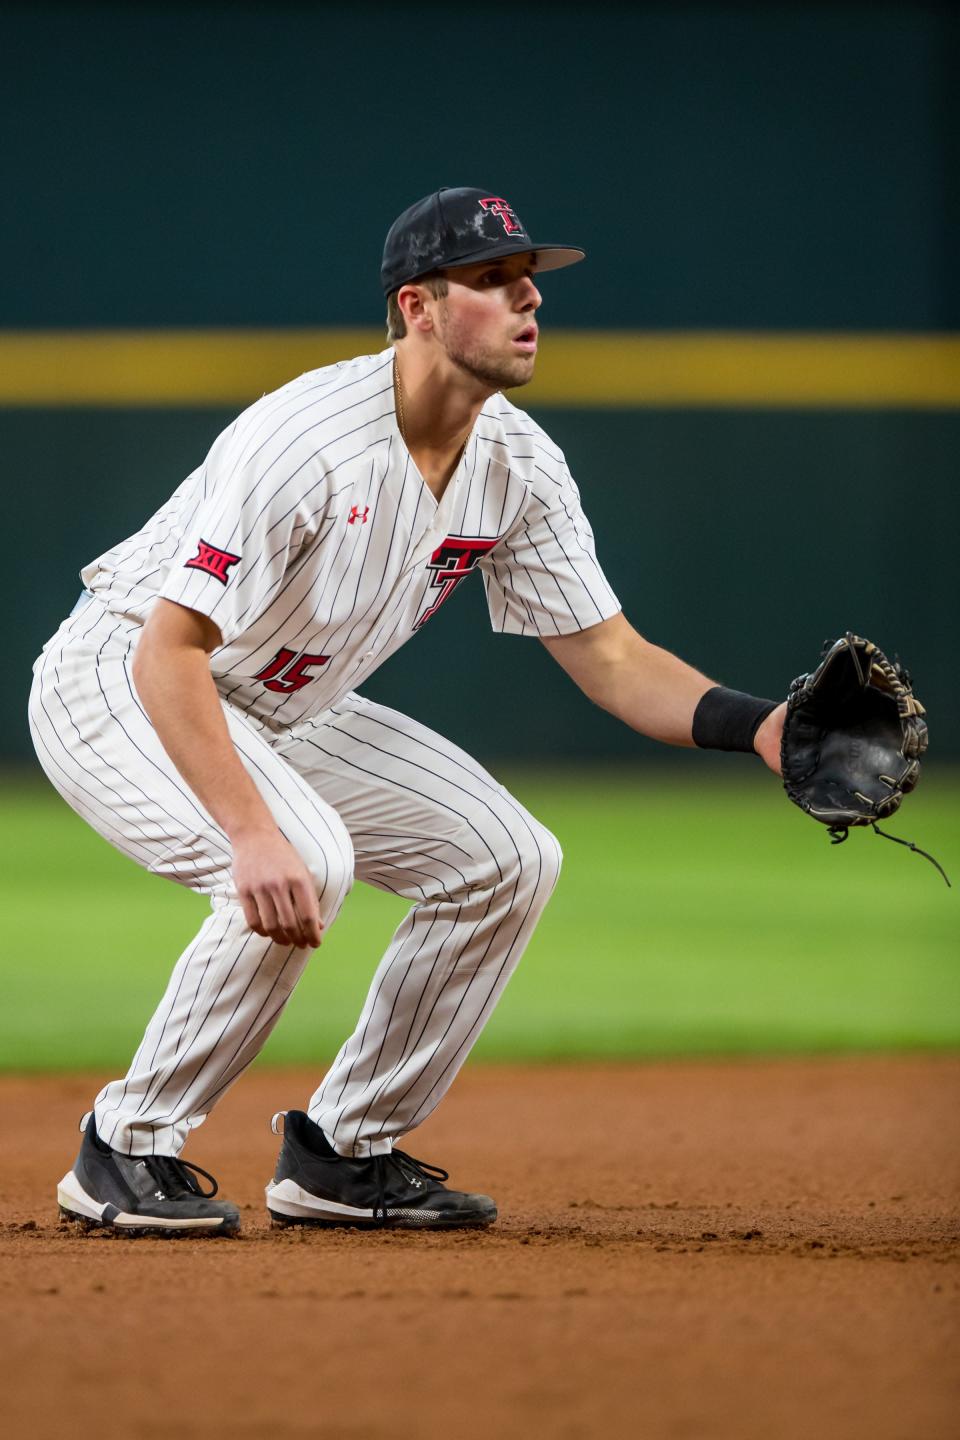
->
xmin=30 ymin=187 xmax=785 ymax=1233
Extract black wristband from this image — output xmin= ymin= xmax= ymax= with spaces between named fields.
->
xmin=692 ymin=686 xmax=777 ymax=754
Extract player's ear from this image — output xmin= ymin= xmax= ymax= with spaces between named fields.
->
xmin=397 ymin=282 xmax=435 ymax=335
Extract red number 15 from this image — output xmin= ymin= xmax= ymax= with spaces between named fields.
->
xmin=253 ymin=647 xmax=330 ymax=694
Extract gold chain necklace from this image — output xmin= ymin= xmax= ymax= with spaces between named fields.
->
xmin=394 ymin=355 xmax=407 ymax=441
xmin=394 ymin=357 xmax=469 ymax=467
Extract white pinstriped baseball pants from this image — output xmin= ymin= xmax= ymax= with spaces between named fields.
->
xmin=29 ymin=602 xmax=561 ymax=1157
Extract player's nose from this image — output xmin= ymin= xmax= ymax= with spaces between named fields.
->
xmin=516 ymin=275 xmax=542 ymax=310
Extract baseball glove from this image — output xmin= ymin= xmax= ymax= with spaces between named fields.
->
xmin=781 ymin=633 xmax=948 ymax=885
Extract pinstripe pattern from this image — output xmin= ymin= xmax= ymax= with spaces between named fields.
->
xmin=29 ymin=603 xmax=353 ymax=1155
xmin=273 ymin=694 xmax=562 ymax=1155
xmin=29 ymin=608 xmax=559 ymax=1158
xmin=29 ymin=348 xmax=614 ymax=1159
xmin=79 ymin=350 xmax=619 ymax=730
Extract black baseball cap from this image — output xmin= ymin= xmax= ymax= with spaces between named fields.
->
xmin=381 ymin=187 xmax=585 ymax=296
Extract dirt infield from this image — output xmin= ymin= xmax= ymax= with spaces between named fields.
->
xmin=1 ymin=1057 xmax=958 ymax=1440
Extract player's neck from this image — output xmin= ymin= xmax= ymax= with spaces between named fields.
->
xmin=392 ymin=346 xmax=488 ymax=457
xmin=392 ymin=347 xmax=488 ymax=502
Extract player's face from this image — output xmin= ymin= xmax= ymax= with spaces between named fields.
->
xmin=432 ymin=254 xmax=542 ymax=391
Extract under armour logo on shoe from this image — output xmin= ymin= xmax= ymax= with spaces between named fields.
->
xmin=348 ymin=506 xmax=369 ymax=525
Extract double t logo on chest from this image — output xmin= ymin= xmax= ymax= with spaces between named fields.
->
xmin=415 ymin=536 xmax=499 ymax=629
xmin=250 ymin=533 xmax=501 ymax=697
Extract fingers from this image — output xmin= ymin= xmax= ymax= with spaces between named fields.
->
xmin=232 ymin=835 xmax=325 ymax=949
xmin=239 ymin=881 xmax=324 ymax=949
xmin=272 ymin=887 xmax=318 ymax=950
xmin=269 ymin=886 xmax=300 ymax=948
xmin=240 ymin=887 xmax=286 ymax=944
xmin=291 ymin=878 xmax=324 ymax=950
xmin=240 ymin=891 xmax=266 ymax=938
xmin=271 ymin=879 xmax=323 ymax=949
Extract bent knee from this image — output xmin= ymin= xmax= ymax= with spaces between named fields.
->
xmin=503 ymin=811 xmax=563 ymax=901
xmin=301 ymin=830 xmax=355 ymax=923
xmin=528 ymin=817 xmax=563 ymax=894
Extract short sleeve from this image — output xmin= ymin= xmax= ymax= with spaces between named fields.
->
xmin=158 ymin=425 xmax=310 ymax=645
xmin=481 ymin=464 xmax=621 ymax=636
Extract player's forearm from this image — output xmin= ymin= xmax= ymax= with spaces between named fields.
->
xmin=131 ymin=638 xmax=279 ymax=842
xmin=584 ymin=633 xmax=713 ymax=745
xmin=544 ymin=615 xmax=713 ymax=745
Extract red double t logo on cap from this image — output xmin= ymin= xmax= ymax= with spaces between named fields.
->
xmin=479 ymin=197 xmax=523 ymax=236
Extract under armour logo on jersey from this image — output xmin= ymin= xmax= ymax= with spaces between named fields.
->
xmin=479 ymin=196 xmax=523 ymax=236
xmin=184 ymin=538 xmax=241 ymax=585
xmin=348 ymin=506 xmax=370 ymax=525
xmin=415 ymin=535 xmax=500 ymax=629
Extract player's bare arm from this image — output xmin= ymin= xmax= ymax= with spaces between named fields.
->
xmin=46 ymin=186 xmax=807 ymax=1236
xmin=132 ymin=599 xmax=323 ymax=949
xmin=542 ymin=613 xmax=787 ymax=773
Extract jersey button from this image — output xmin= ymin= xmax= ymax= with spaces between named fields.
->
xmin=364 ymin=650 xmax=375 ymax=660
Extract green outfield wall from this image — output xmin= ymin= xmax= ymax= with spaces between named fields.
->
xmin=6 ymin=404 xmax=958 ymax=762
xmin=3 ymin=2 xmax=958 ymax=761
xmin=4 ymin=2 xmax=958 ymax=330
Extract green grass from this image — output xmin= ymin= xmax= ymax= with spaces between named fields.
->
xmin=1 ymin=767 xmax=957 ymax=1070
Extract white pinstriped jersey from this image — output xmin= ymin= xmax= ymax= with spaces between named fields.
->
xmin=81 ymin=348 xmax=620 ymax=728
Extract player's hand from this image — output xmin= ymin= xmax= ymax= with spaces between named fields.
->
xmin=231 ymin=828 xmax=324 ymax=949
xmin=754 ymin=701 xmax=786 ymax=776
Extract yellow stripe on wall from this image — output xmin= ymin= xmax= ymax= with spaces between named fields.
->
xmin=526 ymin=332 xmax=960 ymax=408
xmin=0 ymin=330 xmax=386 ymax=408
xmin=0 ymin=329 xmax=959 ymax=408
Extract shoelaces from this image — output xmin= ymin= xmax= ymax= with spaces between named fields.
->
xmin=371 ymin=1149 xmax=449 ymax=1224
xmin=144 ymin=1155 xmax=220 ymax=1200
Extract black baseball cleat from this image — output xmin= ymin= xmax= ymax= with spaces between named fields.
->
xmin=264 ymin=1110 xmax=497 ymax=1230
xmin=57 ymin=1114 xmax=240 ymax=1235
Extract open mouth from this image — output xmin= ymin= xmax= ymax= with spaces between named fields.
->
xmin=513 ymin=326 xmax=538 ymax=351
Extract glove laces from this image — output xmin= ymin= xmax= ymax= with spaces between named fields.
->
xmin=828 ymin=822 xmax=951 ymax=887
